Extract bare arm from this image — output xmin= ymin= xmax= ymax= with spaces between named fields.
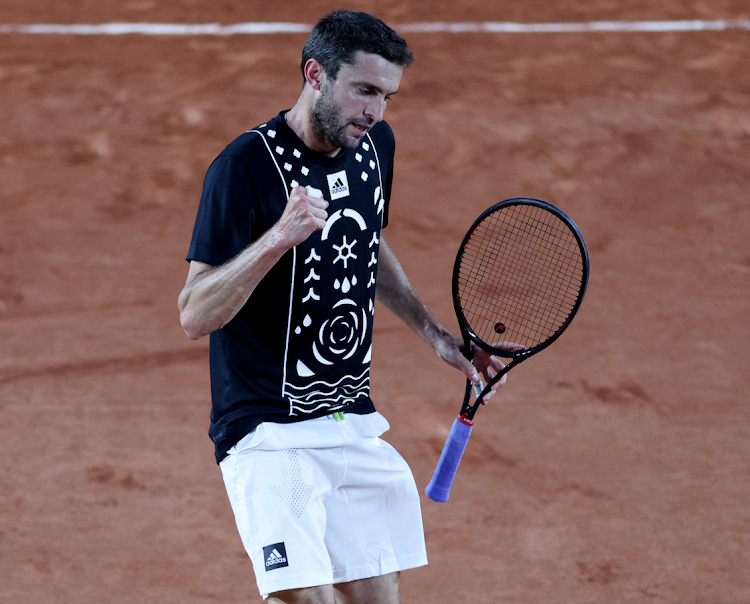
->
xmin=375 ymin=237 xmax=508 ymax=401
xmin=178 ymin=186 xmax=328 ymax=340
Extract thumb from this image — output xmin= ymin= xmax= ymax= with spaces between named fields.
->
xmin=460 ymin=358 xmax=481 ymax=383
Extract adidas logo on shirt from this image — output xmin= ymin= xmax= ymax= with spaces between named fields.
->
xmin=263 ymin=542 xmax=289 ymax=571
xmin=327 ymin=170 xmax=350 ymax=200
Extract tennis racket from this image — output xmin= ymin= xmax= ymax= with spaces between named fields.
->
xmin=425 ymin=198 xmax=590 ymax=502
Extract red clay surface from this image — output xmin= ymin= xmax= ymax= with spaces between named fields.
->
xmin=1 ymin=3 xmax=749 ymax=603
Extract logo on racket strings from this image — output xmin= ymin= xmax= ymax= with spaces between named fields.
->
xmin=494 ymin=322 xmax=506 ymax=334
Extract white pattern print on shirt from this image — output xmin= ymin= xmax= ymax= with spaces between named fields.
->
xmin=256 ymin=128 xmax=386 ymax=416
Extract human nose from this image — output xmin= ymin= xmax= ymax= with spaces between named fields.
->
xmin=364 ymin=96 xmax=386 ymax=123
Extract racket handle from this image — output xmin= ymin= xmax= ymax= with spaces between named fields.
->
xmin=425 ymin=416 xmax=473 ymax=502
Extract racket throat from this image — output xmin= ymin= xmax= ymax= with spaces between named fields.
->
xmin=457 ymin=413 xmax=474 ymax=426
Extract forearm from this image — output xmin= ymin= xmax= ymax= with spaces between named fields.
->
xmin=180 ymin=183 xmax=329 ymax=339
xmin=375 ymin=238 xmax=452 ymax=349
xmin=377 ymin=237 xmax=503 ymax=393
xmin=178 ymin=227 xmax=290 ymax=339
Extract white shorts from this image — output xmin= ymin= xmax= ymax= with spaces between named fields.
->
xmin=219 ymin=411 xmax=428 ymax=598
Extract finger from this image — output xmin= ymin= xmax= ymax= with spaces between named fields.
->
xmin=491 ymin=374 xmax=507 ymax=389
xmin=495 ymin=342 xmax=525 ymax=353
xmin=289 ymin=185 xmax=310 ymax=202
xmin=480 ymin=390 xmax=496 ymax=405
xmin=489 ymin=357 xmax=507 ymax=374
xmin=465 ymin=362 xmax=481 ymax=384
xmin=305 ymin=185 xmax=324 ymax=199
xmin=483 ymin=376 xmax=507 ymax=400
xmin=452 ymin=351 xmax=480 ymax=383
xmin=311 ymin=205 xmax=329 ymax=220
xmin=491 ymin=356 xmax=507 ymax=369
xmin=479 ymin=361 xmax=499 ymax=381
xmin=291 ymin=186 xmax=328 ymax=209
xmin=478 ymin=374 xmax=508 ymax=405
xmin=307 ymin=193 xmax=329 ymax=209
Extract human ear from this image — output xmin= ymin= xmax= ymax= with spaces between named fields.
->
xmin=303 ymin=59 xmax=326 ymax=92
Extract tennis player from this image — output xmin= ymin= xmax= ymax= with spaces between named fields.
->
xmin=178 ymin=10 xmax=508 ymax=603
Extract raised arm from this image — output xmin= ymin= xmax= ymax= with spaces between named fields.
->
xmin=375 ymin=237 xmax=508 ymax=402
xmin=178 ymin=186 xmax=328 ymax=340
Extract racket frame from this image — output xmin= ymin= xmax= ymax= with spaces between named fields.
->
xmin=452 ymin=197 xmax=590 ymax=420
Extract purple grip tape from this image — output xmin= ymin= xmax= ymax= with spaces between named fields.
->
xmin=425 ymin=417 xmax=473 ymax=502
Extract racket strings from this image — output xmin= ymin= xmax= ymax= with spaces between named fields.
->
xmin=458 ymin=204 xmax=584 ymax=351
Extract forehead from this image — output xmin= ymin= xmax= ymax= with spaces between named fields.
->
xmin=335 ymin=51 xmax=403 ymax=91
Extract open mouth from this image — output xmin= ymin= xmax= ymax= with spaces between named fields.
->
xmin=351 ymin=122 xmax=371 ymax=135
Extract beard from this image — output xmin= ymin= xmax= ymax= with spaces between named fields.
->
xmin=310 ymin=81 xmax=369 ymax=150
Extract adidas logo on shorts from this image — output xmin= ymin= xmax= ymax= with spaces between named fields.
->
xmin=263 ymin=542 xmax=289 ymax=571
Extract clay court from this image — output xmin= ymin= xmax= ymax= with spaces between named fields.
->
xmin=1 ymin=1 xmax=749 ymax=602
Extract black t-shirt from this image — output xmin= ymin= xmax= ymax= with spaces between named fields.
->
xmin=187 ymin=111 xmax=396 ymax=462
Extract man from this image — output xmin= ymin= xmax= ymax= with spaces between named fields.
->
xmin=178 ymin=10 xmax=507 ymax=604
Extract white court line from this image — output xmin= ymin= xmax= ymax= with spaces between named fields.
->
xmin=403 ymin=20 xmax=750 ymax=33
xmin=0 ymin=20 xmax=749 ymax=35
xmin=0 ymin=23 xmax=312 ymax=35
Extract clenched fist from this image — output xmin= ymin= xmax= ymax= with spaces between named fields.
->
xmin=274 ymin=186 xmax=329 ymax=248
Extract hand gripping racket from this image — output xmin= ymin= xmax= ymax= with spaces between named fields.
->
xmin=425 ymin=198 xmax=590 ymax=502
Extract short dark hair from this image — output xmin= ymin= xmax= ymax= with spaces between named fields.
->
xmin=301 ymin=10 xmax=414 ymax=81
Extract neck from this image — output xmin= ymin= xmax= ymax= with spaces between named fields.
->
xmin=285 ymin=97 xmax=341 ymax=158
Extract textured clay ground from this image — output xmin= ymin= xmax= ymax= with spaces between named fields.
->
xmin=1 ymin=2 xmax=749 ymax=603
